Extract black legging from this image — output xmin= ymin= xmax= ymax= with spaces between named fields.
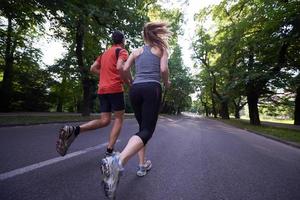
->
xmin=129 ymin=82 xmax=162 ymax=145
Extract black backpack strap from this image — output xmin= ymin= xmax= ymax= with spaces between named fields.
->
xmin=115 ymin=48 xmax=122 ymax=60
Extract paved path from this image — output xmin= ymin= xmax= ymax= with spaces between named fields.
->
xmin=0 ymin=116 xmax=300 ymax=200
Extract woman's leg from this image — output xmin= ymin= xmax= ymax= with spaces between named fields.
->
xmin=120 ymin=135 xmax=144 ymax=166
xmin=129 ymin=84 xmax=145 ymax=165
xmin=100 ymin=83 xmax=161 ymax=198
xmin=138 ymin=146 xmax=146 ymax=165
xmin=121 ymin=83 xmax=162 ymax=166
xmin=136 ymin=83 xmax=162 ymax=145
xmin=137 ymin=145 xmax=152 ymax=177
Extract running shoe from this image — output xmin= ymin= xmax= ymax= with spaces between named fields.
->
xmin=105 ymin=150 xmax=116 ymax=157
xmin=56 ymin=125 xmax=76 ymax=156
xmin=100 ymin=153 xmax=123 ymax=199
xmin=136 ymin=160 xmax=152 ymax=177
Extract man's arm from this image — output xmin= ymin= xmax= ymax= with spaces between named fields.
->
xmin=90 ymin=61 xmax=100 ymax=75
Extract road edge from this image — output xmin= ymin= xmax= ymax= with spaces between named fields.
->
xmin=0 ymin=114 xmax=135 ymax=127
xmin=203 ymin=117 xmax=300 ymax=150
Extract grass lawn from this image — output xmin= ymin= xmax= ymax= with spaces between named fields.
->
xmin=0 ymin=113 xmax=135 ymax=126
xmin=213 ymin=118 xmax=300 ymax=144
xmin=260 ymin=118 xmax=294 ymax=124
xmin=240 ymin=116 xmax=293 ymax=124
xmin=0 ymin=115 xmax=100 ymax=126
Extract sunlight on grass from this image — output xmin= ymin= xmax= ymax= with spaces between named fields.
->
xmin=240 ymin=116 xmax=293 ymax=124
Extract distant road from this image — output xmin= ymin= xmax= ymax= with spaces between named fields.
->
xmin=0 ymin=116 xmax=300 ymax=200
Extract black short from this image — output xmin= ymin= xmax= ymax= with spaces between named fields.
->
xmin=98 ymin=92 xmax=125 ymax=113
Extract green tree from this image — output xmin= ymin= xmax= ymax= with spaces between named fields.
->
xmin=162 ymin=44 xmax=194 ymax=114
xmin=193 ymin=0 xmax=300 ymax=125
xmin=0 ymin=0 xmax=47 ymax=111
xmin=45 ymin=0 xmax=156 ymax=115
xmin=193 ymin=25 xmax=231 ymax=119
xmin=148 ymin=5 xmax=194 ymax=114
xmin=48 ymin=56 xmax=83 ymax=112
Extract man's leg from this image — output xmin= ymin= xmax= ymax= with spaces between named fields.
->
xmin=107 ymin=110 xmax=124 ymax=151
xmin=56 ymin=94 xmax=112 ymax=156
xmin=106 ymin=92 xmax=125 ymax=153
xmin=79 ymin=112 xmax=111 ymax=132
xmin=80 ymin=93 xmax=112 ymax=133
xmin=56 ymin=113 xmax=111 ymax=157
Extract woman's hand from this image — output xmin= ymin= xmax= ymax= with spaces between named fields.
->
xmin=164 ymin=80 xmax=171 ymax=89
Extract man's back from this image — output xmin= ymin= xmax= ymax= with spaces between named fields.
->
xmin=96 ymin=45 xmax=128 ymax=94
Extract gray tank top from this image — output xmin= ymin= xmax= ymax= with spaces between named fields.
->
xmin=133 ymin=45 xmax=161 ymax=85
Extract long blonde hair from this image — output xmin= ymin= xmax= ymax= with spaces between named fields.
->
xmin=143 ymin=22 xmax=172 ymax=51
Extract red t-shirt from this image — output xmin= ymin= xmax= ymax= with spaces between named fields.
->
xmin=95 ymin=44 xmax=128 ymax=94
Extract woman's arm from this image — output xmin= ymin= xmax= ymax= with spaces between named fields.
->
xmin=160 ymin=49 xmax=171 ymax=88
xmin=123 ymin=49 xmax=138 ymax=71
xmin=122 ymin=48 xmax=142 ymax=85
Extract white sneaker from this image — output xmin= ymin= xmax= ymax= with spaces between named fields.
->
xmin=100 ymin=153 xmax=123 ymax=199
xmin=137 ymin=160 xmax=152 ymax=177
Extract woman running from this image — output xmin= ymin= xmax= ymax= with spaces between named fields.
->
xmin=100 ymin=22 xmax=171 ymax=199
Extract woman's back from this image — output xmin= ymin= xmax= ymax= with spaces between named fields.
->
xmin=133 ymin=45 xmax=161 ymax=85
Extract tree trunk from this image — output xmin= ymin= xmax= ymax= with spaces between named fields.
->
xmin=246 ymin=48 xmax=261 ymax=125
xmin=177 ymin=107 xmax=180 ymax=115
xmin=247 ymin=93 xmax=261 ymax=125
xmin=81 ymin=78 xmax=92 ymax=116
xmin=75 ymin=17 xmax=90 ymax=116
xmin=233 ymin=98 xmax=245 ymax=119
xmin=294 ymin=86 xmax=300 ymax=125
xmin=200 ymin=96 xmax=209 ymax=117
xmin=234 ymin=106 xmax=240 ymax=119
xmin=0 ymin=16 xmax=13 ymax=112
xmin=160 ymin=89 xmax=167 ymax=112
xmin=211 ymin=90 xmax=217 ymax=118
xmin=56 ymin=99 xmax=63 ymax=112
xmin=203 ymin=103 xmax=209 ymax=117
xmin=205 ymin=106 xmax=209 ymax=117
xmin=220 ymin=100 xmax=230 ymax=119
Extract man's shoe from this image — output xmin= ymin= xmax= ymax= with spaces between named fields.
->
xmin=56 ymin=125 xmax=76 ymax=156
xmin=105 ymin=150 xmax=116 ymax=157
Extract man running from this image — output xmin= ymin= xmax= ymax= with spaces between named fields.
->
xmin=56 ymin=30 xmax=128 ymax=157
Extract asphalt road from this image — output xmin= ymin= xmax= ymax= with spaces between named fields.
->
xmin=0 ymin=116 xmax=300 ymax=200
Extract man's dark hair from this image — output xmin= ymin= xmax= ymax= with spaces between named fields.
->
xmin=112 ymin=30 xmax=124 ymax=44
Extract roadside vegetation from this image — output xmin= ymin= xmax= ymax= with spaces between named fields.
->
xmin=192 ymin=0 xmax=300 ymax=126
xmin=0 ymin=115 xmax=99 ymax=126
xmin=0 ymin=0 xmax=193 ymax=116
xmin=213 ymin=118 xmax=300 ymax=145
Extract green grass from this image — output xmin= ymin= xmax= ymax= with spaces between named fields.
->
xmin=240 ymin=116 xmax=293 ymax=124
xmin=0 ymin=113 xmax=135 ymax=126
xmin=0 ymin=115 xmax=100 ymax=126
xmin=261 ymin=118 xmax=294 ymax=124
xmin=214 ymin=118 xmax=300 ymax=144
